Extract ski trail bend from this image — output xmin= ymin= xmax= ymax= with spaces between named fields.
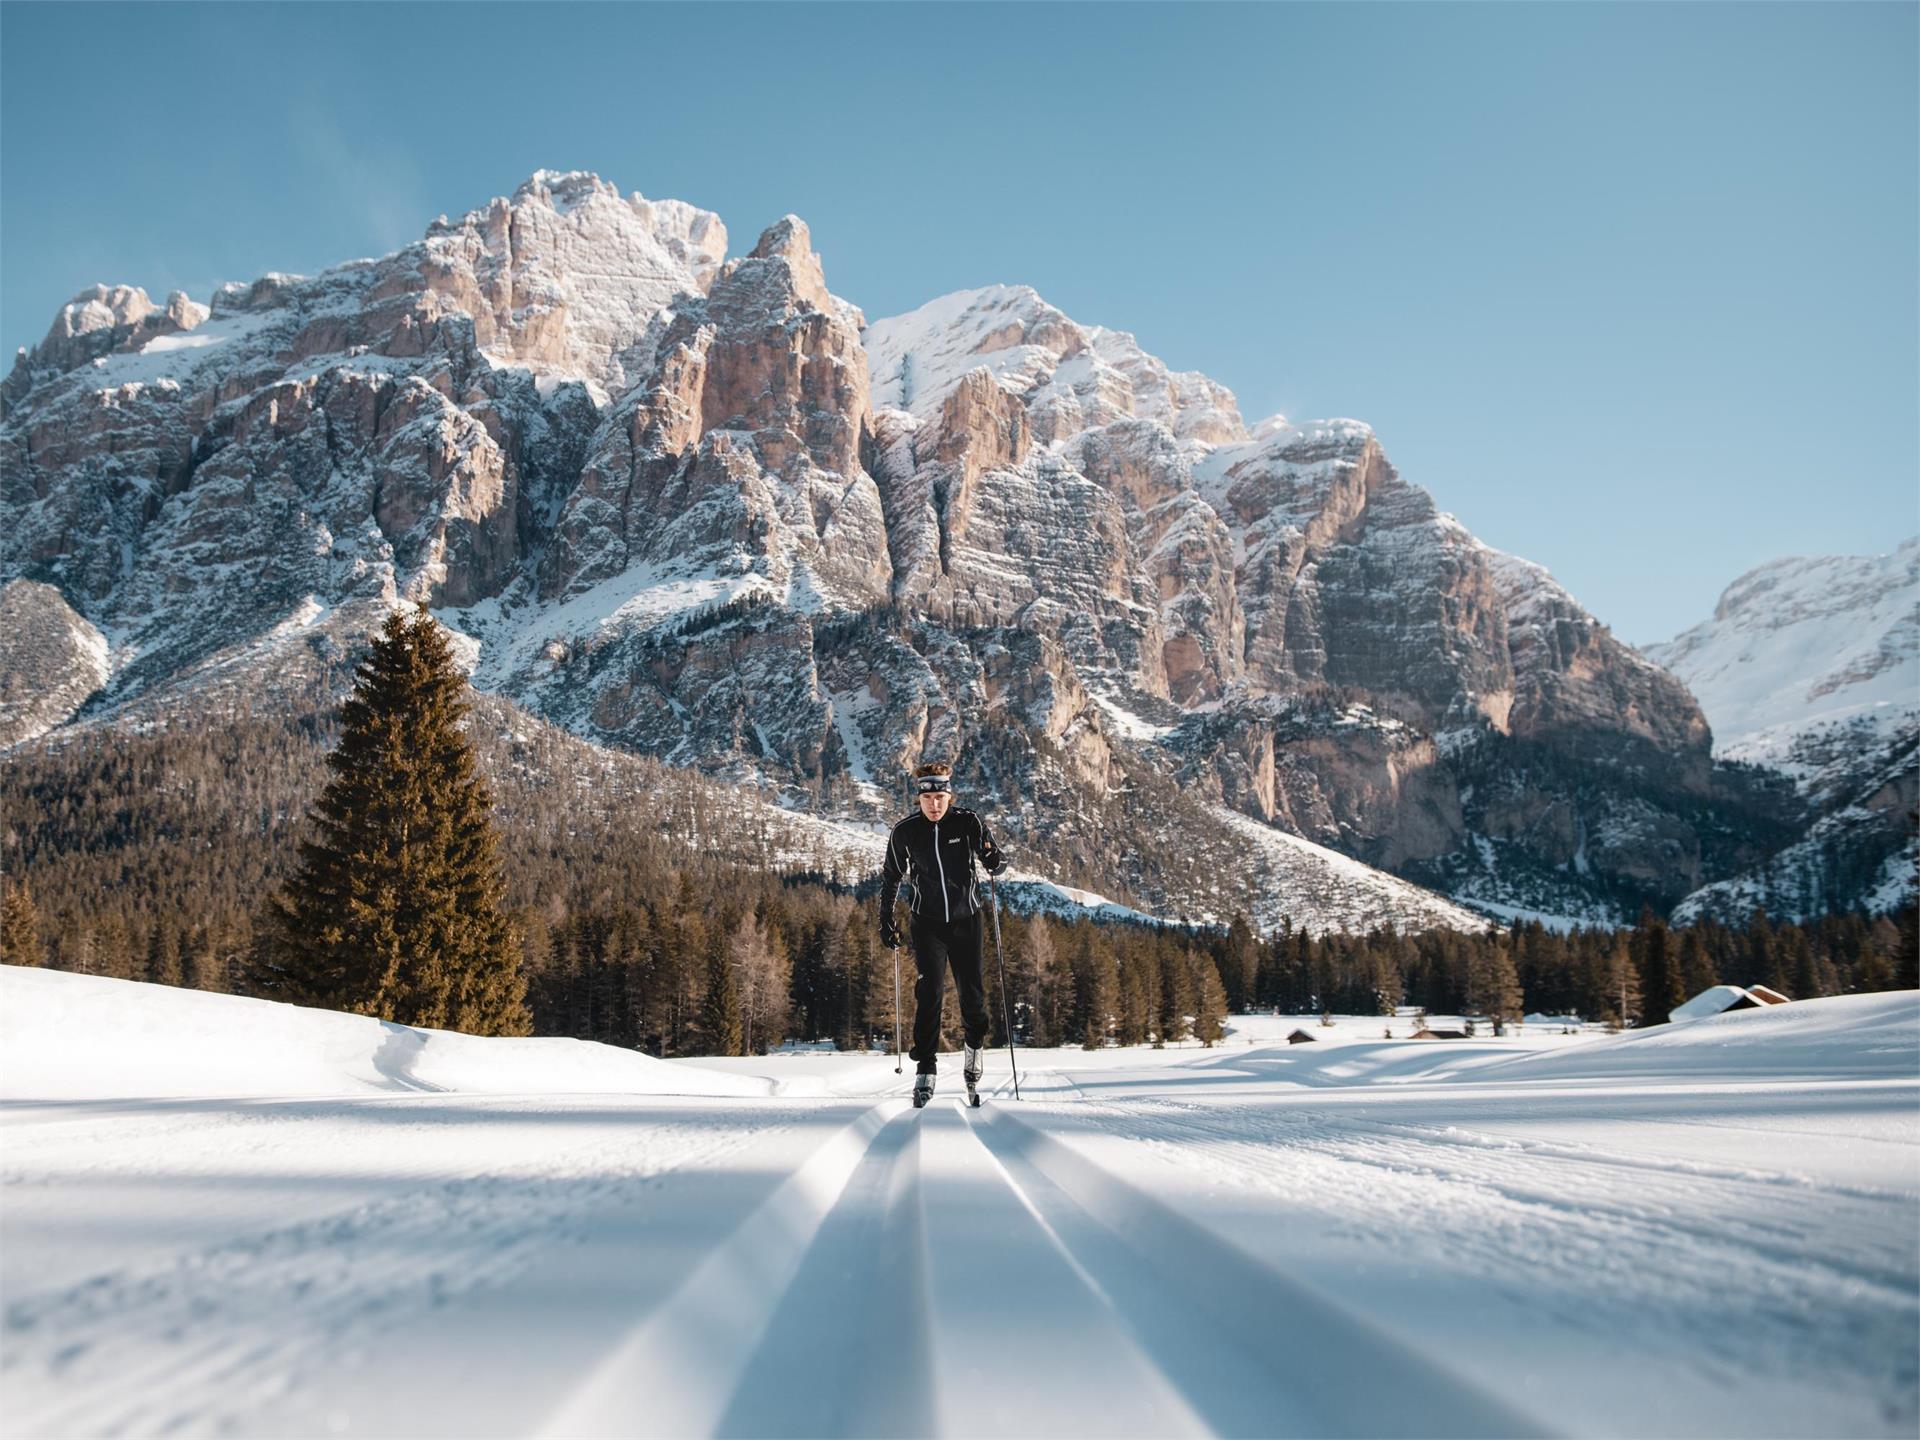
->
xmin=541 ymin=1097 xmax=1552 ymax=1440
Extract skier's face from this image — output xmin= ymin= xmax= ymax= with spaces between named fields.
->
xmin=917 ymin=788 xmax=952 ymax=821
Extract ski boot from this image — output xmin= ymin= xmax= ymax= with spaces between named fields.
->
xmin=912 ymin=1072 xmax=935 ymax=1109
xmin=963 ymin=1044 xmax=984 ymax=1108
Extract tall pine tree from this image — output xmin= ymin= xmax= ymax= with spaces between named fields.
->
xmin=1 ymin=878 xmax=43 ymax=966
xmin=704 ymin=944 xmax=743 ymax=1056
xmin=1191 ymin=953 xmax=1227 ymax=1046
xmin=257 ymin=607 xmax=530 ymax=1035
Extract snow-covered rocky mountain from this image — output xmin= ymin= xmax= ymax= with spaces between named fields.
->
xmin=0 ymin=169 xmax=1839 ymax=929
xmin=1646 ymin=540 xmax=1918 ymax=922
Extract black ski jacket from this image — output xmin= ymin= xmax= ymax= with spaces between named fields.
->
xmin=879 ymin=806 xmax=1006 ymax=925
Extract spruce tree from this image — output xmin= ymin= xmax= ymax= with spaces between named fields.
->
xmin=1893 ymin=904 xmax=1918 ymax=990
xmin=1222 ymin=913 xmax=1259 ymax=1012
xmin=1191 ymin=954 xmax=1227 ymax=1046
xmin=258 ymin=607 xmax=530 ymax=1035
xmin=0 ymin=879 xmax=43 ymax=966
xmin=704 ymin=944 xmax=743 ymax=1055
xmin=1634 ymin=907 xmax=1685 ymax=1022
xmin=1467 ymin=942 xmax=1525 ymax=1029
xmin=1678 ymin=927 xmax=1717 ymax=997
xmin=1604 ymin=941 xmax=1642 ymax=1029
xmin=144 ymin=922 xmax=183 ymax=987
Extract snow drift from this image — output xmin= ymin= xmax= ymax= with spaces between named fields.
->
xmin=0 ymin=965 xmax=780 ymax=1101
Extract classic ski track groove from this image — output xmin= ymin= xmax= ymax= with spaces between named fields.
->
xmin=14 ymin=1054 xmax=1903 ymax=1437
xmin=536 ymin=1100 xmax=904 ymax=1438
xmin=540 ymin=1081 xmax=1552 ymax=1439
xmin=1091 ymin=1096 xmax=1920 ymax=1298
xmin=963 ymin=1103 xmax=1558 ymax=1439
xmin=1053 ymin=1093 xmax=1920 ymax=1404
xmin=2 ymin=1104 xmax=808 ymax=1439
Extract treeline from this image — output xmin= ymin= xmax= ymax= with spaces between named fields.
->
xmin=2 ymin=627 xmax=1914 ymax=1051
xmin=5 ymin=852 xmax=1912 ymax=1052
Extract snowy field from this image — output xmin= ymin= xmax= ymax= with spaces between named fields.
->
xmin=2 ymin=968 xmax=1916 ymax=1439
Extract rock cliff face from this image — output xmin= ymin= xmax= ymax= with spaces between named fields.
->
xmin=0 ymin=579 xmax=108 ymax=746
xmin=2 ymin=169 xmax=1829 ymax=926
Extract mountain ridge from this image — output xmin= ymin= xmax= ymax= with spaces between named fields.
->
xmin=1 ymin=167 xmax=1888 ymax=928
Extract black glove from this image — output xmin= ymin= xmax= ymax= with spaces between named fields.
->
xmin=880 ymin=922 xmax=901 ymax=951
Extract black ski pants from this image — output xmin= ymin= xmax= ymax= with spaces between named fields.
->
xmin=908 ymin=910 xmax=990 ymax=1072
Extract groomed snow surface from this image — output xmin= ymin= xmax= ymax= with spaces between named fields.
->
xmin=3 ymin=968 xmax=1915 ymax=1439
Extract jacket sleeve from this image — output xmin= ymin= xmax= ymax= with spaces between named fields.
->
xmin=879 ymin=823 xmax=906 ymax=922
xmin=974 ymin=812 xmax=1006 ymax=875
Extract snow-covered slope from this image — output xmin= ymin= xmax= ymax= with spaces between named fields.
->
xmin=5 ymin=969 xmax=1914 ymax=1438
xmin=1646 ymin=536 xmax=1919 ymax=772
xmin=1647 ymin=539 xmax=1918 ymax=921
xmin=0 ymin=965 xmax=782 ymax=1100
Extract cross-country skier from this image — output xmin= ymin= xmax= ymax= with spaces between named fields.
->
xmin=878 ymin=761 xmax=1007 ymax=1107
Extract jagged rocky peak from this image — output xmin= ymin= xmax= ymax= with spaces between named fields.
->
xmin=2 ymin=284 xmax=209 ymax=416
xmin=417 ymin=168 xmax=730 ymax=403
xmin=1483 ymin=545 xmax=1709 ymax=770
xmin=741 ymin=214 xmax=837 ymax=316
xmin=0 ymin=167 xmax=1799 ymax=922
xmin=1650 ymin=539 xmax=1919 ymax=924
xmin=1648 ymin=536 xmax=1919 ymax=765
xmin=864 ymin=284 xmax=1247 ymax=447
xmin=28 ymin=282 xmax=210 ymax=361
xmin=540 ymin=206 xmax=889 ymax=609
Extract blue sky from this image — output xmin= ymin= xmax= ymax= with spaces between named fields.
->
xmin=3 ymin=1 xmax=1913 ymax=643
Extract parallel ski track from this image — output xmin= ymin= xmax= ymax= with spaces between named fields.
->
xmin=11 ymin=1077 xmax=1574 ymax=1439
xmin=538 ymin=1087 xmax=1550 ymax=1439
xmin=1047 ymin=1092 xmax=1920 ymax=1426
xmin=1 ymin=1101 xmax=817 ymax=1439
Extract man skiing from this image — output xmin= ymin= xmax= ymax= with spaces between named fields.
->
xmin=878 ymin=761 xmax=1006 ymax=1107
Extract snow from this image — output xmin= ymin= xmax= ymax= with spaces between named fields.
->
xmin=861 ymin=285 xmax=1246 ymax=444
xmin=1646 ymin=537 xmax=1920 ymax=764
xmin=863 ymin=286 xmax=1070 ymax=418
xmin=1212 ymin=805 xmax=1498 ymax=935
xmin=1458 ymin=897 xmax=1605 ymax=932
xmin=0 ymin=967 xmax=782 ymax=1103
xmin=436 ymin=560 xmax=764 ymax=691
xmin=3 ymin=970 xmax=1916 ymax=1436
xmin=83 ymin=309 xmax=276 ymax=386
xmin=826 ymin=683 xmax=887 ymax=806
xmin=1669 ymin=982 xmax=1763 ymax=1023
xmin=1088 ymin=686 xmax=1175 ymax=740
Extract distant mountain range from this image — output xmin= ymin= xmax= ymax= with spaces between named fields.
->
xmin=2 ymin=169 xmax=1909 ymax=929
xmin=1647 ymin=538 xmax=1918 ymax=922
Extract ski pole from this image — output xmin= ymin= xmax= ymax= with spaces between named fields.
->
xmin=894 ymin=769 xmax=908 ymax=1075
xmin=987 ymin=874 xmax=1021 ymax=1100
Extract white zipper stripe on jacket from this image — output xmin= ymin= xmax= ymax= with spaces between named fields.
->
xmin=932 ymin=818 xmax=950 ymax=921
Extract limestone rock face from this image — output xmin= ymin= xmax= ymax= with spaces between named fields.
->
xmin=2 ymin=169 xmax=1817 ymax=924
xmin=419 ymin=169 xmax=729 ymax=404
xmin=1487 ymin=547 xmax=1710 ymax=774
xmin=0 ymin=579 xmax=108 ymax=745
xmin=0 ymin=169 xmax=719 ymax=682
xmin=540 ymin=214 xmax=890 ymax=610
xmin=2 ymin=285 xmax=209 ymax=419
